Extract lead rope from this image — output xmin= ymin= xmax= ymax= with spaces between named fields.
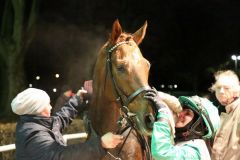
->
xmin=105 ymin=108 xmax=134 ymax=160
xmin=106 ymin=129 xmax=152 ymax=160
xmin=107 ymin=152 xmax=122 ymax=160
xmin=106 ymin=126 xmax=133 ymax=160
xmin=117 ymin=127 xmax=133 ymax=155
xmin=105 ymin=110 xmax=152 ymax=160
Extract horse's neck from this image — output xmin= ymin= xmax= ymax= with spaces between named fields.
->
xmin=90 ymin=96 xmax=120 ymax=135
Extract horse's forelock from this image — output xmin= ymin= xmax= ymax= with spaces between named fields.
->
xmin=108 ymin=32 xmax=134 ymax=46
xmin=118 ymin=33 xmax=133 ymax=43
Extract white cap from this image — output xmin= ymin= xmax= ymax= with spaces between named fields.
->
xmin=11 ymin=88 xmax=50 ymax=115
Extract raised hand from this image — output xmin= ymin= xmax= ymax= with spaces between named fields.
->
xmin=144 ymin=87 xmax=166 ymax=111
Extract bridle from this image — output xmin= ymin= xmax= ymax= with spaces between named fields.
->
xmin=105 ymin=40 xmax=152 ymax=160
xmin=107 ymin=40 xmax=150 ymax=110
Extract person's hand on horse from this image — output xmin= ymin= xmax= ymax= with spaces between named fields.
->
xmin=101 ymin=132 xmax=124 ymax=149
xmin=63 ymin=90 xmax=74 ymax=97
xmin=76 ymin=88 xmax=87 ymax=103
xmin=82 ymin=80 xmax=93 ymax=101
xmin=144 ymin=87 xmax=166 ymax=112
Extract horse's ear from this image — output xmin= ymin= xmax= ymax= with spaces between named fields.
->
xmin=110 ymin=19 xmax=122 ymax=43
xmin=133 ymin=21 xmax=147 ymax=45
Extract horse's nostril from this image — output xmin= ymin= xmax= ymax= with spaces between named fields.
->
xmin=144 ymin=113 xmax=155 ymax=129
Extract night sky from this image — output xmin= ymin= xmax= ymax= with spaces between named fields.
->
xmin=24 ymin=0 xmax=240 ymax=99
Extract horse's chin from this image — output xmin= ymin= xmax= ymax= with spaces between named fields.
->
xmin=139 ymin=126 xmax=152 ymax=136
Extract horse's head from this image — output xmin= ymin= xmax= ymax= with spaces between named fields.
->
xmin=92 ymin=19 xmax=155 ymax=136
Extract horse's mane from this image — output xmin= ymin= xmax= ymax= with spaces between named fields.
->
xmin=89 ymin=41 xmax=119 ymax=134
xmin=92 ymin=42 xmax=108 ymax=105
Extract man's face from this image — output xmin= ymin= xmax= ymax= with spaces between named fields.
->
xmin=175 ymin=109 xmax=194 ymax=128
xmin=214 ymin=76 xmax=238 ymax=106
xmin=41 ymin=104 xmax=52 ymax=117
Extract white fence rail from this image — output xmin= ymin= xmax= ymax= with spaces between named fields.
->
xmin=0 ymin=144 xmax=15 ymax=153
xmin=0 ymin=132 xmax=87 ymax=153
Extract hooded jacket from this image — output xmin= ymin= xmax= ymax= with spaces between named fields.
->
xmin=15 ymin=96 xmax=106 ymax=160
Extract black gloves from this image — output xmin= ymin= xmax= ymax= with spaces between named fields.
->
xmin=144 ymin=87 xmax=166 ymax=112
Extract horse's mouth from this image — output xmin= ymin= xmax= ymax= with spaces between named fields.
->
xmin=132 ymin=113 xmax=154 ymax=136
xmin=144 ymin=113 xmax=155 ymax=129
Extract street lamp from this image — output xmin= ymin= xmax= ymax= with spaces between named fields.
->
xmin=231 ymin=55 xmax=240 ymax=71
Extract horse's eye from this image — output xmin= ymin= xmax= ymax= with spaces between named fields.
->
xmin=117 ymin=65 xmax=125 ymax=72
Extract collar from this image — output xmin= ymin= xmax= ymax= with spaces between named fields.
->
xmin=20 ymin=115 xmax=53 ymax=129
xmin=225 ymin=97 xmax=240 ymax=113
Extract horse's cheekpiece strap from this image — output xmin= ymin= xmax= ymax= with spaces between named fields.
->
xmin=108 ymin=41 xmax=134 ymax=53
xmin=127 ymin=86 xmax=150 ymax=105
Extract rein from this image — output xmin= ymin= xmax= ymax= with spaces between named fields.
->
xmin=105 ymin=40 xmax=152 ymax=160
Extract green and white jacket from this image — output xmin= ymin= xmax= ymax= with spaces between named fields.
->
xmin=151 ymin=111 xmax=211 ymax=160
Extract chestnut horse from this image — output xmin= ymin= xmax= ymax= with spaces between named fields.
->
xmin=87 ymin=20 xmax=155 ymax=160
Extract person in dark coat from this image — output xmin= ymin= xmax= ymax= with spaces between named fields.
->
xmin=11 ymin=87 xmax=123 ymax=160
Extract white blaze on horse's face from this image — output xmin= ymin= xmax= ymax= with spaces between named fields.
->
xmin=132 ymin=48 xmax=141 ymax=62
xmin=131 ymin=48 xmax=151 ymax=70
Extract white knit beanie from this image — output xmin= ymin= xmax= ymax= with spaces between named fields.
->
xmin=11 ymin=88 xmax=50 ymax=115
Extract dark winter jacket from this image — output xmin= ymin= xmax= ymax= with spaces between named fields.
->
xmin=15 ymin=96 xmax=107 ymax=160
xmin=52 ymin=93 xmax=72 ymax=114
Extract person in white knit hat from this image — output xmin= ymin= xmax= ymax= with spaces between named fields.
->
xmin=11 ymin=88 xmax=52 ymax=116
xmin=11 ymin=87 xmax=123 ymax=160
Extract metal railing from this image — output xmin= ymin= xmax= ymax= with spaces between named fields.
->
xmin=0 ymin=132 xmax=88 ymax=153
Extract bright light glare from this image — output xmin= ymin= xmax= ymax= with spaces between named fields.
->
xmin=36 ymin=76 xmax=40 ymax=80
xmin=232 ymin=55 xmax=237 ymax=60
xmin=231 ymin=55 xmax=240 ymax=60
xmin=53 ymin=88 xmax=57 ymax=92
xmin=55 ymin=74 xmax=60 ymax=78
xmin=174 ymin=84 xmax=178 ymax=88
xmin=29 ymin=84 xmax=32 ymax=87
